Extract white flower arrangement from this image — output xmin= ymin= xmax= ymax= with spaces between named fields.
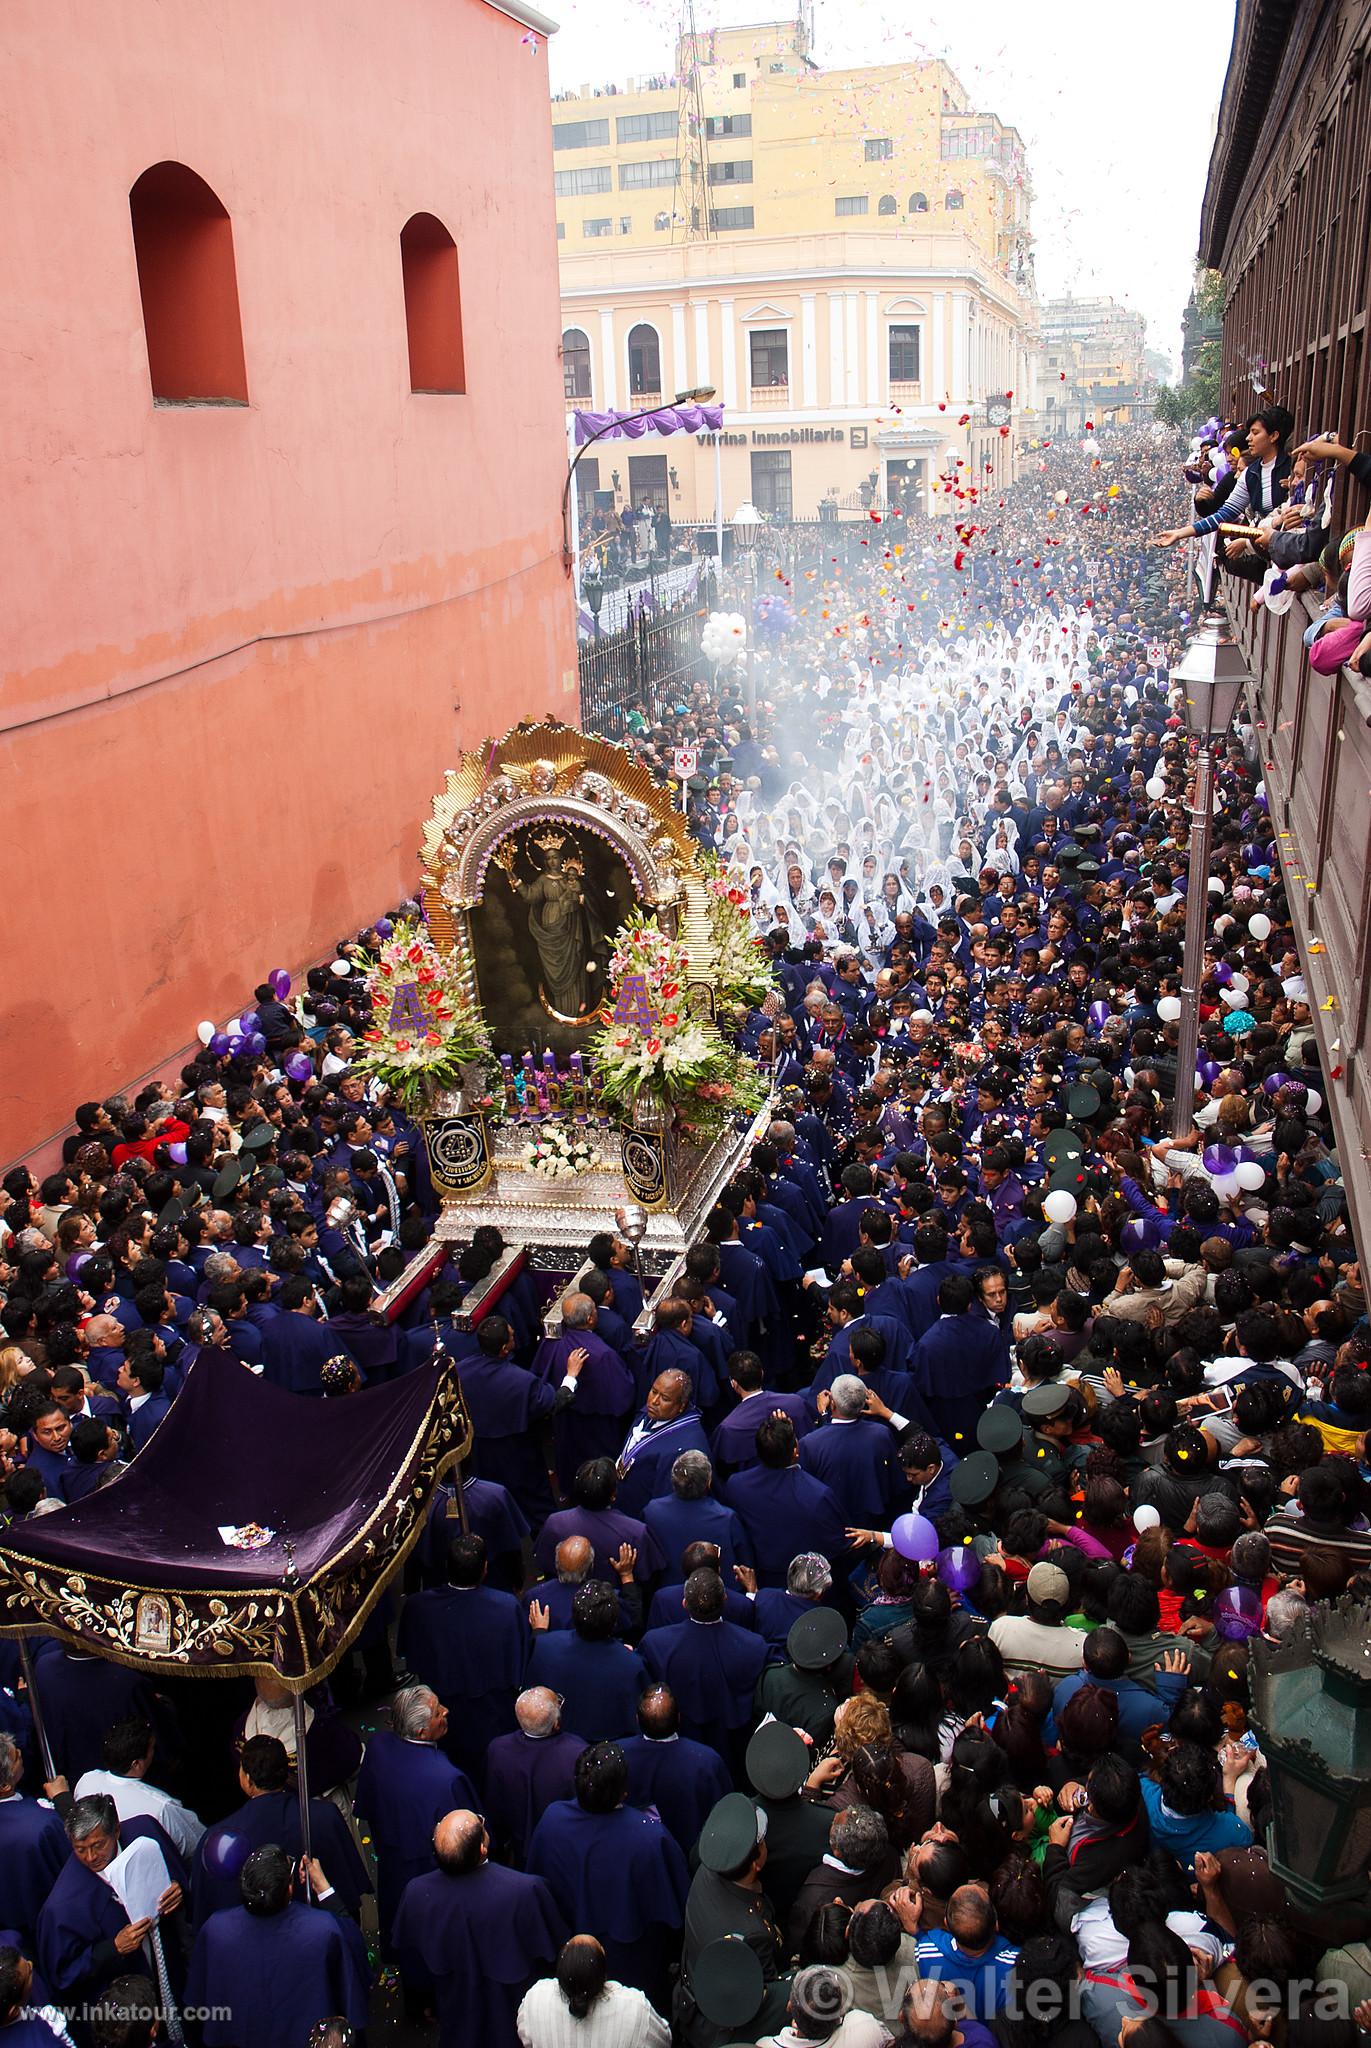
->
xmin=524 ymin=1122 xmax=599 ymax=1180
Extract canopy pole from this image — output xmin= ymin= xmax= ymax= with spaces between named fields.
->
xmin=18 ymin=1637 xmax=55 ymax=1784
xmin=293 ymin=1690 xmax=314 ymax=1901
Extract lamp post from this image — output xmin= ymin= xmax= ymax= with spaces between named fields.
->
xmin=731 ymin=500 xmax=762 ymax=727
xmin=563 ymin=386 xmax=717 ymax=597
xmin=582 ymin=560 xmax=604 ymax=636
xmin=1248 ymin=1597 xmax=1371 ymax=1907
xmin=1170 ymin=607 xmax=1251 ymax=1137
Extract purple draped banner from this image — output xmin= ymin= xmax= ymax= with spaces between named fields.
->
xmin=574 ymin=401 xmax=724 ymax=445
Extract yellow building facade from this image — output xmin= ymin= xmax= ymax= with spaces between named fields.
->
xmin=555 ymin=19 xmax=1042 ymax=527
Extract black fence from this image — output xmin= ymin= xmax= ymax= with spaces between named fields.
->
xmin=578 ymin=577 xmax=717 ymax=737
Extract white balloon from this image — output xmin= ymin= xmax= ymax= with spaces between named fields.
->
xmin=1228 ymin=973 xmax=1249 ymax=994
xmin=1248 ymin=913 xmax=1272 ymax=940
xmin=1220 ymin=987 xmax=1245 ymax=1008
xmin=1234 ymin=1161 xmax=1266 ymax=1190
xmin=1212 ymin=1173 xmax=1241 ymax=1202
xmin=1043 ymin=1189 xmax=1077 ymax=1224
xmin=1214 ymin=915 xmax=1234 ymax=934
xmin=197 ymin=1020 xmax=216 ymax=1045
xmin=331 ymin=957 xmax=351 ymax=976
xmin=1305 ymin=1089 xmax=1323 ymax=1113
xmin=1133 ymin=1505 xmax=1162 ymax=1533
xmin=1207 ymin=878 xmax=1225 ymax=897
xmin=1156 ymin=996 xmax=1182 ymax=1023
xmin=1145 ymin=777 xmax=1166 ymax=800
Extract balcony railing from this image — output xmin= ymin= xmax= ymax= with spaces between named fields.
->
xmin=749 ymin=381 xmax=790 ymax=409
xmin=627 ymin=388 xmax=663 ymax=410
xmin=888 ymin=379 xmax=923 ymax=407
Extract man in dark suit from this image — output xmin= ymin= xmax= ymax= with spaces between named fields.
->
xmin=259 ymin=1277 xmax=358 ymax=1395
xmin=798 ymin=1374 xmax=905 ymax=1524
xmin=618 ymin=1685 xmax=732 ymax=1853
xmin=643 ymin=1449 xmax=752 ymax=1572
xmin=724 ymin=1415 xmax=848 ymax=1584
xmin=533 ymin=1457 xmax=660 ymax=1586
xmin=613 ymin=1370 xmax=712 ymax=1520
xmin=396 ymin=1534 xmax=525 ymax=1784
xmin=786 ymin=1805 xmax=898 ymax=1950
xmin=482 ymin=1687 xmax=587 ymax=1868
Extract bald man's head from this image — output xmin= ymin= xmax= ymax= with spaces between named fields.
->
xmin=636 ymin=1686 xmax=679 ymax=1740
xmin=515 ymin=1688 xmax=562 ymax=1739
xmin=84 ymin=1316 xmax=124 ymax=1350
xmin=433 ymin=1810 xmax=486 ymax=1875
xmin=561 ymin=1292 xmax=595 ymax=1331
xmin=556 ymin=1537 xmax=593 ymax=1585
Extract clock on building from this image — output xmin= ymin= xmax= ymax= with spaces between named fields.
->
xmin=986 ymin=396 xmax=1012 ymax=428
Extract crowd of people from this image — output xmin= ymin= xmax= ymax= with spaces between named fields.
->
xmin=0 ymin=423 xmax=1367 ymax=2048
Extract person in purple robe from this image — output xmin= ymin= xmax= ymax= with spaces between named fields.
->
xmin=186 ymin=1844 xmax=370 ymax=2048
xmin=526 ymin=1743 xmax=688 ymax=2012
xmin=396 ymin=1533 xmax=526 ymax=1785
xmin=612 ymin=1369 xmax=713 ymax=1521
xmin=638 ymin=1569 xmax=769 ymax=1759
xmin=450 ymin=1314 xmax=564 ymax=1523
xmin=797 ymin=1374 xmax=907 ymax=1523
xmin=531 ymin=1293 xmax=636 ymax=1492
xmin=37 ymin=1795 xmax=187 ymax=2014
xmin=352 ymin=1686 xmax=477 ymax=1953
xmin=0 ymin=1947 xmax=69 ymax=2048
xmin=643 ymin=1449 xmax=753 ymax=1573
xmin=0 ymin=1734 xmax=69 ymax=1954
xmin=28 ymin=1646 xmax=162 ymax=1786
xmin=723 ymin=1414 xmax=850 ymax=1585
xmin=523 ymin=1536 xmax=639 ymax=1635
xmin=482 ymin=1687 xmax=587 ymax=1867
xmin=912 ymin=1271 xmax=1011 ymax=1450
xmin=585 ymin=1233 xmax=646 ymax=1325
xmin=524 ymin=1581 xmax=648 ymax=1744
xmin=391 ymin=1808 xmax=565 ymax=2048
xmin=709 ymin=1350 xmax=812 ymax=1476
xmin=533 ymin=1458 xmax=662 ymax=1585
xmin=192 ymin=1737 xmax=370 ymax=1928
xmin=633 ymin=1302 xmax=720 ymax=1411
xmin=258 ymin=1280 xmax=358 ymax=1396
xmin=417 ymin=1472 xmax=528 ymax=1590
xmin=617 ymin=1685 xmax=733 ymax=1852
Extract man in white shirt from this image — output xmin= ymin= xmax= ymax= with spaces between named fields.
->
xmin=73 ymin=1716 xmax=205 ymax=1860
xmin=988 ymin=1561 xmax=1086 ymax=1678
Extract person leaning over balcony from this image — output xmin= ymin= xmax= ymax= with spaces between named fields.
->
xmin=1152 ymin=406 xmax=1296 ymax=575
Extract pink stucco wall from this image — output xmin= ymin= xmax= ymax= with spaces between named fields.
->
xmin=0 ymin=0 xmax=576 ymax=1164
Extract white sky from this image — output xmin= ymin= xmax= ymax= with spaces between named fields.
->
xmin=544 ymin=0 xmax=1236 ymax=376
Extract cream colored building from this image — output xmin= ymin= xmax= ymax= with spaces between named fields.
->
xmin=1039 ymin=295 xmax=1154 ymax=436
xmin=554 ymin=18 xmax=1042 ymax=528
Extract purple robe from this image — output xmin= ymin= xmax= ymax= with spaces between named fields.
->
xmin=481 ymin=1727 xmax=588 ymax=1865
xmin=526 ymin=1800 xmax=688 ymax=1996
xmin=353 ymin=1731 xmax=478 ymax=1947
xmin=531 ymin=1332 xmax=635 ymax=1490
xmin=186 ymin=1899 xmax=371 ymax=2048
xmin=391 ymin=1860 xmax=565 ymax=2048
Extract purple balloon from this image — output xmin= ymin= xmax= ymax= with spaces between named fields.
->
xmin=1262 ymin=1072 xmax=1291 ymax=1095
xmin=1202 ymin=1144 xmax=1238 ymax=1175
xmin=200 ymin=1828 xmax=250 ymax=1881
xmin=891 ymin=1512 xmax=939 ymax=1563
xmin=227 ymin=1033 xmax=245 ymax=1056
xmin=244 ymin=1031 xmax=266 ymax=1058
xmin=375 ymin=918 xmax=394 ymax=938
xmin=167 ymin=1142 xmax=188 ymax=1166
xmin=1198 ymin=1061 xmax=1222 ymax=1086
xmin=239 ymin=1009 xmax=260 ymax=1036
xmin=1212 ymin=962 xmax=1234 ymax=987
xmin=285 ymin=1051 xmax=313 ymax=1082
xmin=208 ymin=1031 xmax=232 ymax=1058
xmin=937 ymin=1545 xmax=982 ymax=1594
xmin=1088 ymin=1001 xmax=1111 ymax=1028
xmin=1214 ymin=1585 xmax=1263 ymax=1641
xmin=270 ymin=968 xmax=292 ymax=999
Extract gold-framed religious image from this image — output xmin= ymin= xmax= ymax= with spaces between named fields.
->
xmin=476 ymin=822 xmax=636 ymax=1050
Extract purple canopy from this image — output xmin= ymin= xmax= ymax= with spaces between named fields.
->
xmin=574 ymin=402 xmax=724 ymax=445
xmin=0 ymin=1351 xmax=472 ymax=1689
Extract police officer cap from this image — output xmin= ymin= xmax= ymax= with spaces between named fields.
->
xmin=1022 ymin=1382 xmax=1072 ymax=1420
xmin=787 ymin=1607 xmax=849 ymax=1672
xmin=698 ymin=1792 xmax=765 ymax=1873
xmin=1066 ymin=1084 xmax=1101 ymax=1120
xmin=746 ymin=1720 xmax=810 ymax=1799
xmin=949 ymin=1449 xmax=999 ymax=1505
xmin=211 ymin=1157 xmax=242 ymax=1201
xmin=977 ymin=1405 xmax=1026 ymax=1455
xmin=239 ymin=1122 xmax=277 ymax=1153
xmin=692 ymin=1937 xmax=766 ymax=2026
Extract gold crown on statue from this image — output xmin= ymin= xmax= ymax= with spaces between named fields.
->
xmin=532 ymin=829 xmax=568 ymax=853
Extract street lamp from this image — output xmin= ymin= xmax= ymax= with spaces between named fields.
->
xmin=1170 ymin=607 xmax=1251 ymax=1137
xmin=731 ymin=501 xmax=762 ymax=727
xmin=1248 ymin=1597 xmax=1371 ymax=1907
xmin=582 ymin=560 xmax=605 ymax=636
xmin=563 ymin=386 xmax=717 ymax=590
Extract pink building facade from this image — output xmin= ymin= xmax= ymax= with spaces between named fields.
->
xmin=1 ymin=0 xmax=573 ymax=1164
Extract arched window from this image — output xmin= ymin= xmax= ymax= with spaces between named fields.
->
xmin=628 ymin=322 xmax=661 ymax=397
xmin=128 ymin=162 xmax=248 ymax=403
xmin=399 ymin=213 xmax=465 ymax=393
xmin=562 ymin=328 xmax=593 ymax=402
xmin=909 ymin=191 xmax=929 ymax=213
xmin=945 ymin=188 xmax=964 ymax=210
xmin=877 ymin=194 xmax=897 ymax=216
